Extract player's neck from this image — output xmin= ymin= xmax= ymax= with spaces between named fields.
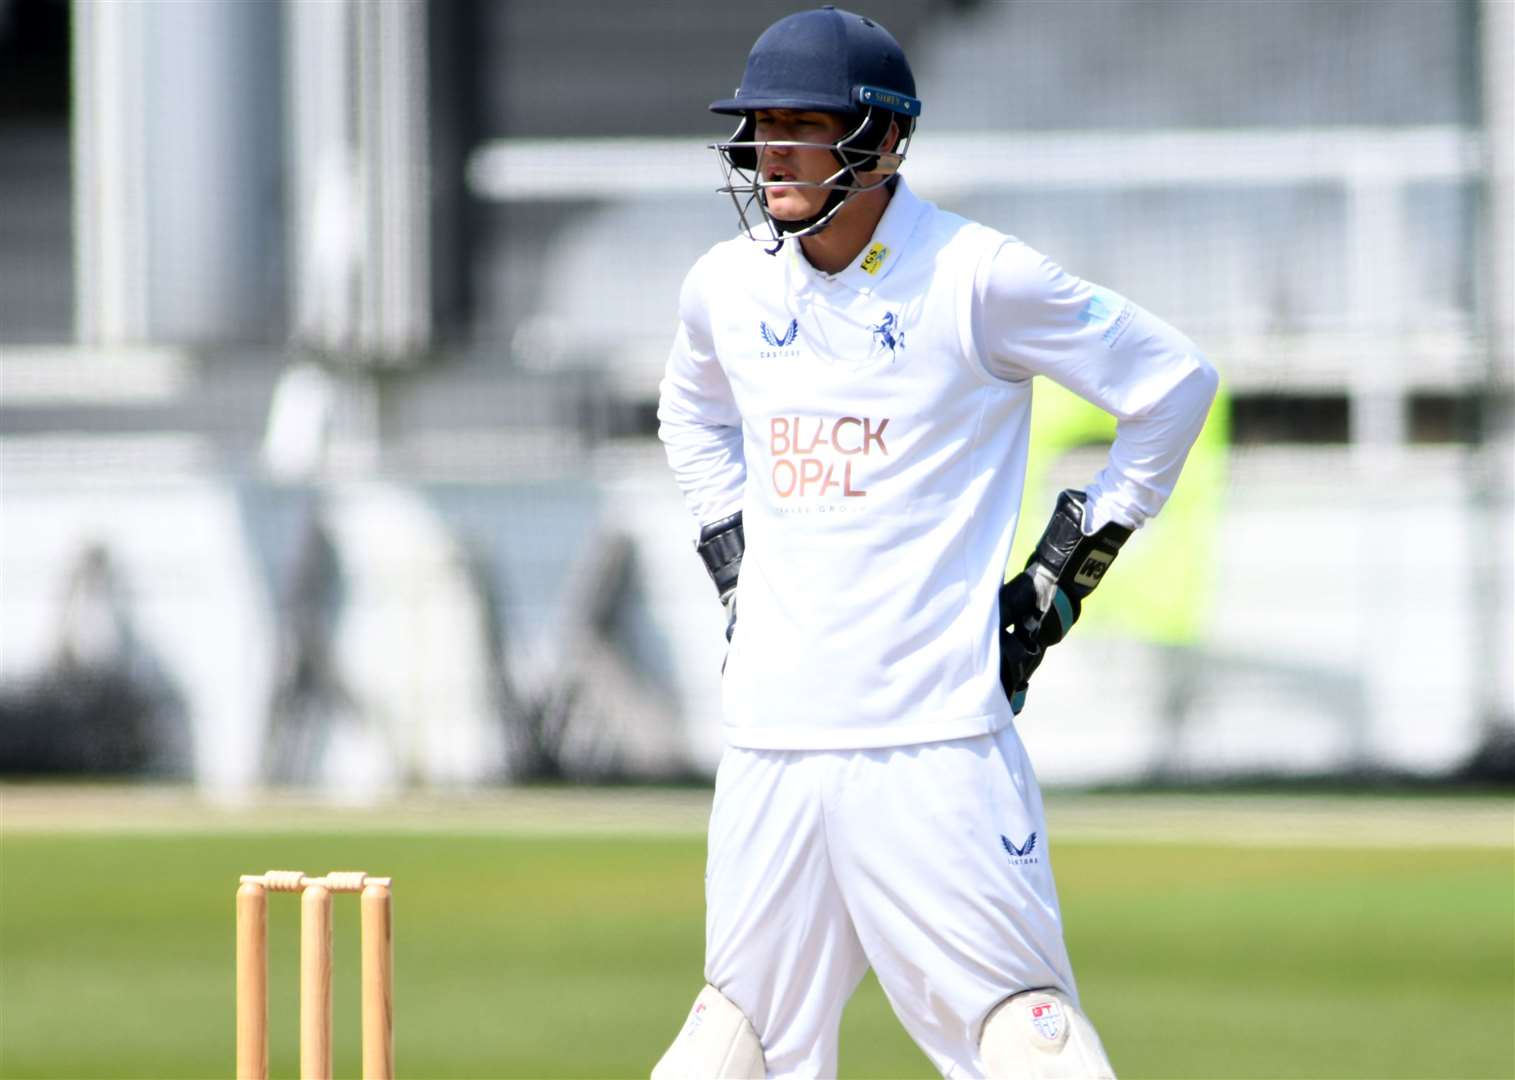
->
xmin=797 ymin=182 xmax=893 ymax=275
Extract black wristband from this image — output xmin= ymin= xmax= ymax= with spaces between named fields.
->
xmin=697 ymin=511 xmax=744 ymax=602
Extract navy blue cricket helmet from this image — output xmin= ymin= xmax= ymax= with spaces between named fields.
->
xmin=708 ymin=6 xmax=921 ymax=243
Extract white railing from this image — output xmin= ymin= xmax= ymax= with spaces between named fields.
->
xmin=468 ymin=126 xmax=1482 ymax=199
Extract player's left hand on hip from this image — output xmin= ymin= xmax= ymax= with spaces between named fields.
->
xmin=998 ymin=566 xmax=1079 ymax=714
xmin=998 ymin=489 xmax=1131 ymax=714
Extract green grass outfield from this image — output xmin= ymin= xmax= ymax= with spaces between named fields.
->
xmin=1 ymin=786 xmax=1511 ymax=1079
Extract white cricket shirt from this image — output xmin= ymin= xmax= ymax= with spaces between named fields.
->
xmin=659 ymin=177 xmax=1217 ymax=750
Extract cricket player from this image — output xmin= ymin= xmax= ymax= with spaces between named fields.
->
xmin=655 ymin=7 xmax=1218 ymax=1078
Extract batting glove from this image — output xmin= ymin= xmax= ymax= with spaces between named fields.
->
xmin=1000 ymin=490 xmax=1131 ymax=714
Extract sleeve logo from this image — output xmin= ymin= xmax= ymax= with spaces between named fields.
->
xmin=1076 ymin=294 xmax=1112 ymax=325
xmin=1076 ymin=288 xmax=1135 ymax=348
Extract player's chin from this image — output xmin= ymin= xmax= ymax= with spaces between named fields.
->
xmin=764 ymin=190 xmax=824 ymax=223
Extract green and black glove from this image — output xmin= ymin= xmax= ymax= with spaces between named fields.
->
xmin=999 ymin=489 xmax=1131 ymax=714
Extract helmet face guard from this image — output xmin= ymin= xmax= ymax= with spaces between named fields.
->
xmin=710 ymin=105 xmax=915 ymax=244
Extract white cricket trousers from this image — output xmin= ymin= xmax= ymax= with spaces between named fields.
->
xmin=703 ymin=725 xmax=1080 ymax=1079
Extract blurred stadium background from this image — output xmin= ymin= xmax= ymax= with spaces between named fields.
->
xmin=1 ymin=0 xmax=1512 ymax=792
xmin=0 ymin=1 xmax=1512 ymax=1077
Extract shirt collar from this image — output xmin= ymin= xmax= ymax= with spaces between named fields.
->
xmin=788 ymin=175 xmax=926 ymax=295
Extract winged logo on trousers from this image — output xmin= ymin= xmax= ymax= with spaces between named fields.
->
xmin=1001 ymin=832 xmax=1038 ymax=859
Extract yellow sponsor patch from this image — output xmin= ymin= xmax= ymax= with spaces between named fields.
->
xmin=859 ymin=242 xmax=888 ymax=275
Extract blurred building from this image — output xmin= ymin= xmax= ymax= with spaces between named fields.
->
xmin=1 ymin=0 xmax=1510 ymax=794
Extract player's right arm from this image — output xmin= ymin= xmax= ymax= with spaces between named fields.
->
xmin=657 ymin=259 xmax=748 ymax=628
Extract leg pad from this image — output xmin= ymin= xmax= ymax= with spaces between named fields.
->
xmin=980 ymin=987 xmax=1115 ymax=1079
xmin=652 ymin=984 xmax=766 ymax=1079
